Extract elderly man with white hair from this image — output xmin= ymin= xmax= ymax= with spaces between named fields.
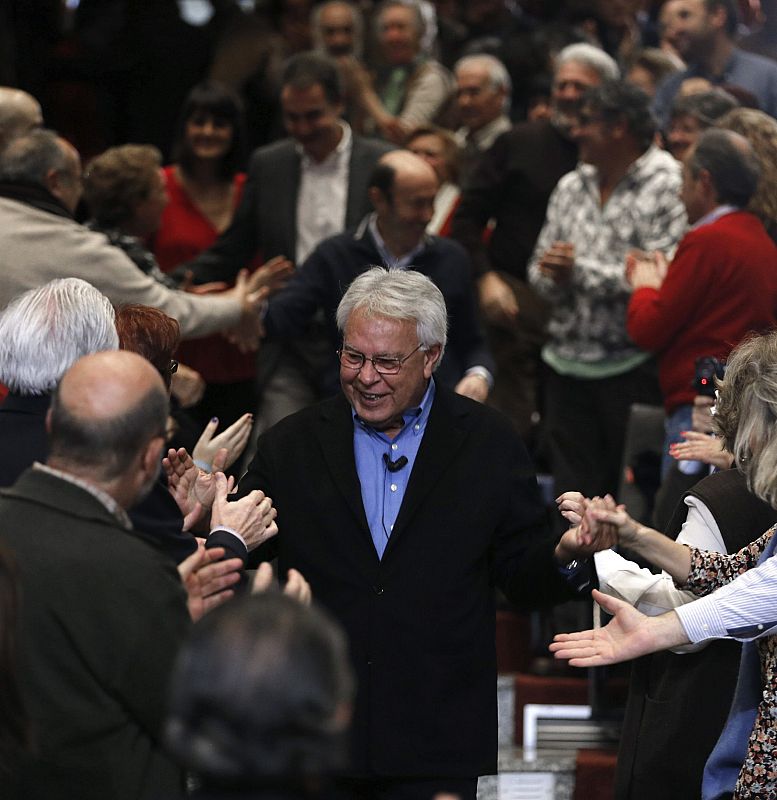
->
xmin=453 ymin=53 xmax=512 ymax=182
xmin=237 ymin=266 xmax=607 ymax=800
xmin=451 ymin=42 xmax=620 ymax=440
xmin=0 ymin=278 xmax=118 ymax=487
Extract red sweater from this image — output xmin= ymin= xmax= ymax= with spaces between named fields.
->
xmin=628 ymin=210 xmax=777 ymax=413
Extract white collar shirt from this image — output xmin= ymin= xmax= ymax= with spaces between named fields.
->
xmin=296 ymin=122 xmax=353 ymax=264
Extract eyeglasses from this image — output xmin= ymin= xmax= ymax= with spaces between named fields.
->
xmin=169 ymin=359 xmax=179 ymax=375
xmin=337 ymin=344 xmax=424 ymax=375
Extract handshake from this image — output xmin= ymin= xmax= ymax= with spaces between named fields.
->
xmin=553 ymin=491 xmax=643 ymax=564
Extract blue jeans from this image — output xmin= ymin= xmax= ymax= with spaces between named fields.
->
xmin=663 ymin=403 xmax=704 ymax=477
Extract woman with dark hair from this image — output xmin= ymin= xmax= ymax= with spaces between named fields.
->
xmin=153 ymin=80 xmax=259 ymax=433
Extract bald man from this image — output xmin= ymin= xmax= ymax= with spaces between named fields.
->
xmin=262 ymin=149 xmax=494 ymax=407
xmin=0 ymin=86 xmax=42 ymax=150
xmin=0 ymin=351 xmax=268 ymax=800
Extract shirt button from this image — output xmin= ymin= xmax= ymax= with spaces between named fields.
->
xmin=374 ymin=586 xmax=384 ymax=595
xmin=390 ymin=484 xmax=397 ymax=492
xmin=758 ymin=624 xmax=764 ymax=630
xmin=414 ymin=424 xmax=420 ymax=431
xmin=391 ymin=443 xmax=398 ymax=451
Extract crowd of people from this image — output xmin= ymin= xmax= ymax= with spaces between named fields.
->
xmin=2 ymin=1 xmax=777 ymax=799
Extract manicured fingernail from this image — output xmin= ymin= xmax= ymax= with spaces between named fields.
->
xmin=211 ymin=417 xmax=218 ymax=423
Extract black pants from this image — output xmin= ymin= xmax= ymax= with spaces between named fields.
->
xmin=329 ymin=776 xmax=478 ymax=800
xmin=542 ymin=361 xmax=661 ymax=506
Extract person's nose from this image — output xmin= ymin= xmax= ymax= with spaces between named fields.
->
xmin=357 ymin=358 xmax=381 ymax=384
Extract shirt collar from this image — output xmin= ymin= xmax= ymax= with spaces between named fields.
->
xmin=578 ymin=144 xmax=661 ymax=190
xmin=691 ymin=204 xmax=739 ymax=230
xmin=459 ymin=115 xmax=512 ymax=148
xmin=352 ymin=376 xmax=436 ymax=440
xmin=32 ymin=462 xmax=133 ymax=530
xmin=297 ymin=121 xmax=352 ymax=168
xmin=367 ymin=212 xmax=429 ymax=268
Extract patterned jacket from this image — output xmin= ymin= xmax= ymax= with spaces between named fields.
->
xmin=528 ymin=145 xmax=686 ymax=367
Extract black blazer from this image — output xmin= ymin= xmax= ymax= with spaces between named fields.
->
xmin=240 ymin=386 xmax=582 ymax=778
xmin=183 ymin=135 xmax=395 ymax=283
xmin=0 ymin=468 xmax=189 ymax=800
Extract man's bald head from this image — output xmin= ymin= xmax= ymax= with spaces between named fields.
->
xmin=378 ymin=149 xmax=437 ymax=187
xmin=368 ymin=150 xmax=438 ymax=253
xmin=48 ymin=351 xmax=168 ymax=483
xmin=0 ymin=88 xmax=42 ymax=151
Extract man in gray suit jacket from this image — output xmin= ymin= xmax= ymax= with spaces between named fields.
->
xmin=182 ymin=52 xmax=394 ymax=428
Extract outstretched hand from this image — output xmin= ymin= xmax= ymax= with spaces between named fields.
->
xmin=178 ymin=545 xmax=243 ymax=622
xmin=252 ymin=562 xmax=312 ymax=605
xmin=210 ymin=473 xmax=278 ymax=551
xmin=192 ymin=413 xmax=253 ymax=471
xmin=554 ymin=494 xmax=619 ymax=562
xmin=584 ymin=500 xmax=640 ymax=548
xmin=556 ymin=491 xmax=586 ymax=526
xmin=550 ymin=589 xmax=687 ymax=666
xmin=163 ymin=447 xmax=235 ymax=530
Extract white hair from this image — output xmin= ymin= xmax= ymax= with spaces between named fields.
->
xmin=555 ymin=43 xmax=620 ymax=82
xmin=0 ymin=278 xmax=119 ymax=395
xmin=311 ymin=0 xmax=365 ymax=60
xmin=336 ymin=267 xmax=448 ymax=367
xmin=455 ymin=54 xmax=512 ymax=95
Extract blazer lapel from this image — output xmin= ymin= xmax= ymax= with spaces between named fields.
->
xmin=282 ymin=149 xmax=301 ymax=257
xmin=316 ymin=398 xmax=372 ymax=539
xmin=382 ymin=389 xmax=469 ymax=559
xmin=345 ymin=140 xmax=370 ymax=229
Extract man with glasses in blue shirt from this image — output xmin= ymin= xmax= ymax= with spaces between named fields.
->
xmin=238 ymin=267 xmax=607 ymax=800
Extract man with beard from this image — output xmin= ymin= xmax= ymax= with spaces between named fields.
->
xmin=450 ymin=43 xmax=618 ymax=439
xmin=653 ymin=0 xmax=777 ymax=125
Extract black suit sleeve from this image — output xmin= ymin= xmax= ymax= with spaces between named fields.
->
xmin=263 ymin=242 xmax=334 ymax=339
xmin=450 ymin=132 xmax=510 ymax=278
xmin=235 ymin=433 xmax=281 ymax=568
xmin=490 ymin=430 xmax=589 ymax=607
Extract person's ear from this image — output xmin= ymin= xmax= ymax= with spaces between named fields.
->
xmin=422 ymin=344 xmax=442 ymax=378
xmin=708 ymin=4 xmax=728 ymax=32
xmin=698 ymin=167 xmax=715 ymax=196
xmin=44 ymin=168 xmax=61 ymax=199
xmin=141 ymin=435 xmax=165 ymax=478
xmin=368 ymin=185 xmax=388 ymax=213
xmin=45 ymin=406 xmax=53 ymax=434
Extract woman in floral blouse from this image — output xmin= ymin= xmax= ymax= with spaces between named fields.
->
xmin=552 ymin=330 xmax=777 ymax=799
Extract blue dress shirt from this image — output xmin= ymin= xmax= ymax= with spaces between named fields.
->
xmin=353 ymin=378 xmax=436 ymax=558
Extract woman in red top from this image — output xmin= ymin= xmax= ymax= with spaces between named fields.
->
xmin=154 ymin=80 xmax=256 ymax=431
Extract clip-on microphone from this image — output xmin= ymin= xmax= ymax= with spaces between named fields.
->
xmin=383 ymin=453 xmax=409 ymax=473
